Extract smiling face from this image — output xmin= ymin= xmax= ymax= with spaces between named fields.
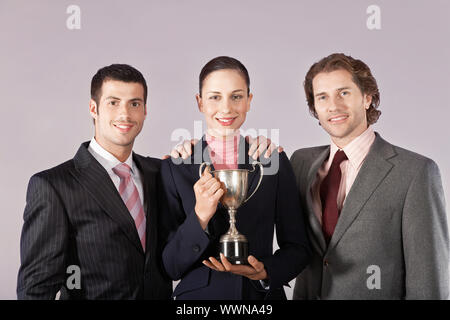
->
xmin=89 ymin=80 xmax=147 ymax=161
xmin=196 ymin=69 xmax=252 ymax=138
xmin=313 ymin=69 xmax=372 ymax=148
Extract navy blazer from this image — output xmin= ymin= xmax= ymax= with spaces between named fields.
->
xmin=159 ymin=136 xmax=311 ymax=299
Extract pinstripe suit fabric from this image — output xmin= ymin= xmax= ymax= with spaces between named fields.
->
xmin=17 ymin=142 xmax=172 ymax=299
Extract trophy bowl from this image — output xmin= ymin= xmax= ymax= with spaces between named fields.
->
xmin=199 ymin=162 xmax=263 ymax=265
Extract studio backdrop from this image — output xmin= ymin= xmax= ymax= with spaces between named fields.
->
xmin=1 ymin=0 xmax=449 ymax=299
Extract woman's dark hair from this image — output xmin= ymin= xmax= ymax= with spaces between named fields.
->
xmin=199 ymin=56 xmax=250 ymax=97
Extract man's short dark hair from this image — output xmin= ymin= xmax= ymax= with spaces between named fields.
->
xmin=90 ymin=64 xmax=148 ymax=105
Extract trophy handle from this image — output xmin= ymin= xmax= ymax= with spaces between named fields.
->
xmin=243 ymin=162 xmax=264 ymax=204
xmin=198 ymin=162 xmax=211 ymax=178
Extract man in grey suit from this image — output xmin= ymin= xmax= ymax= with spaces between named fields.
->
xmin=17 ymin=64 xmax=172 ymax=299
xmin=291 ymin=53 xmax=449 ymax=299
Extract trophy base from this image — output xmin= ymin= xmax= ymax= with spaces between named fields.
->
xmin=220 ymin=239 xmax=249 ymax=265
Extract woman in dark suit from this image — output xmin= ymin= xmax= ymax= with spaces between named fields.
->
xmin=159 ymin=56 xmax=310 ymax=300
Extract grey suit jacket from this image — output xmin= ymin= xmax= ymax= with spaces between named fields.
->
xmin=291 ymin=133 xmax=449 ymax=299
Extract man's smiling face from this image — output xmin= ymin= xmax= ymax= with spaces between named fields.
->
xmin=90 ymin=79 xmax=146 ymax=155
xmin=312 ymin=69 xmax=372 ymax=148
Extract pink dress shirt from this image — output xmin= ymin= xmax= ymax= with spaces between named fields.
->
xmin=311 ymin=127 xmax=376 ymax=225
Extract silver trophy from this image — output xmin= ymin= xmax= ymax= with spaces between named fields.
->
xmin=199 ymin=162 xmax=263 ymax=265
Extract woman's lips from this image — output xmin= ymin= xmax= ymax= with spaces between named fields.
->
xmin=215 ymin=117 xmax=236 ymax=126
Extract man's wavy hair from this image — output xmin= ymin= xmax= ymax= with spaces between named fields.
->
xmin=304 ymin=53 xmax=381 ymax=125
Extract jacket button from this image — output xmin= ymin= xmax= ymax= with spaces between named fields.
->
xmin=323 ymin=260 xmax=329 ymax=267
xmin=193 ymin=245 xmax=200 ymax=252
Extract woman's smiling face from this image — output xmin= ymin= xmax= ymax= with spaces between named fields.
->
xmin=196 ymin=69 xmax=252 ymax=138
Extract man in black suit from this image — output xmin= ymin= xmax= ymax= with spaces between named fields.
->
xmin=17 ymin=64 xmax=172 ymax=299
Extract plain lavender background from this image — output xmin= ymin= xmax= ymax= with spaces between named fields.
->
xmin=1 ymin=0 xmax=449 ymax=299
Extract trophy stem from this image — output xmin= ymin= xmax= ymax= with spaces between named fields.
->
xmin=228 ymin=208 xmax=238 ymax=235
xmin=223 ymin=208 xmax=246 ymax=240
xmin=220 ymin=208 xmax=248 ymax=265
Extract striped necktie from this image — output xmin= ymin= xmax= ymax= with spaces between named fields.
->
xmin=112 ymin=163 xmax=146 ymax=251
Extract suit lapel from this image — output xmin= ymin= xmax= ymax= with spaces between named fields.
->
xmin=189 ymin=136 xmax=213 ymax=179
xmin=133 ymin=154 xmax=157 ymax=262
xmin=71 ymin=142 xmax=144 ymax=253
xmin=326 ymin=134 xmax=396 ymax=253
xmin=305 ymin=147 xmax=330 ymax=254
xmin=238 ymin=137 xmax=259 ymax=194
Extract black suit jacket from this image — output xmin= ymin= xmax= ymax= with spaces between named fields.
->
xmin=160 ymin=136 xmax=311 ymax=300
xmin=17 ymin=142 xmax=172 ymax=299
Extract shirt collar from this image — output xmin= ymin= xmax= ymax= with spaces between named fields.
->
xmin=329 ymin=127 xmax=376 ymax=170
xmin=205 ymin=130 xmax=241 ymax=151
xmin=205 ymin=130 xmax=241 ymax=142
xmin=88 ymin=137 xmax=135 ymax=174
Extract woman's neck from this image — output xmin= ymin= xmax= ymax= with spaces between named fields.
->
xmin=206 ymin=128 xmax=240 ymax=140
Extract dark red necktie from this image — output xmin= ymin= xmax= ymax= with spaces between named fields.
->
xmin=320 ymin=150 xmax=348 ymax=244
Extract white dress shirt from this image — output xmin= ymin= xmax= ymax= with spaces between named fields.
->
xmin=87 ymin=137 xmax=146 ymax=210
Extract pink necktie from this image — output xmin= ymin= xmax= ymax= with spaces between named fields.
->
xmin=112 ymin=163 xmax=146 ymax=251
